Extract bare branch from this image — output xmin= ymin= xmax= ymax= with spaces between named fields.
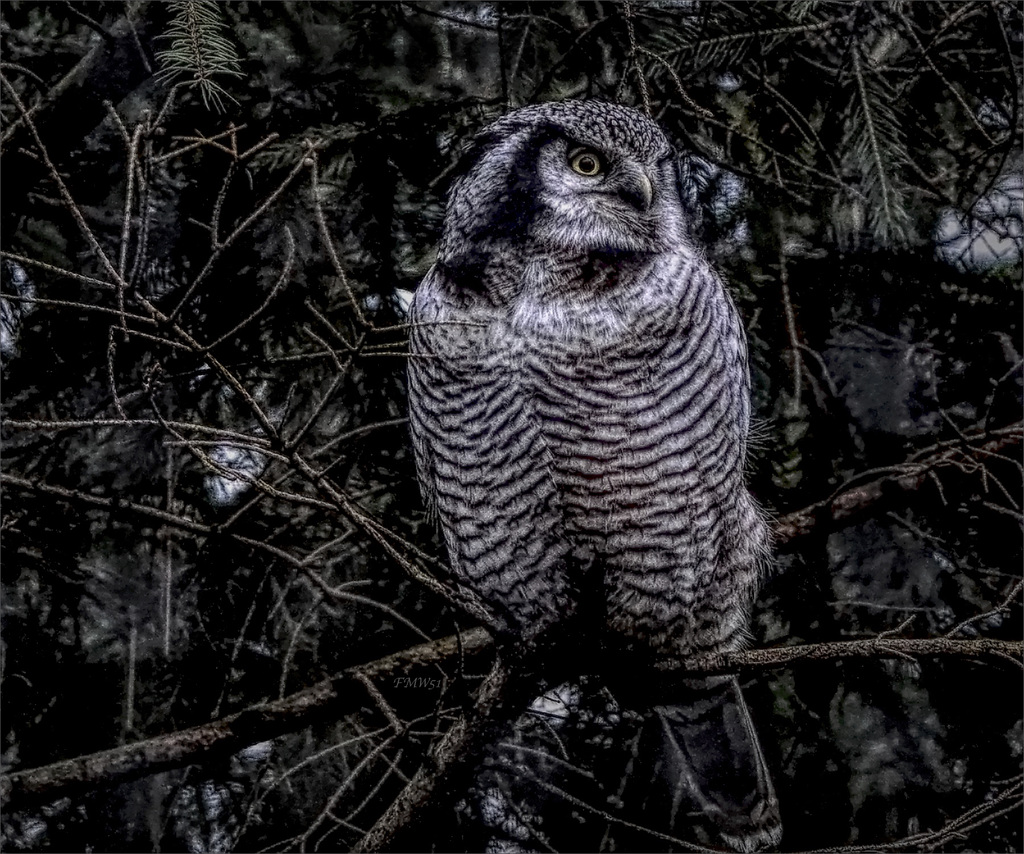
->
xmin=353 ymin=657 xmax=511 ymax=853
xmin=673 ymin=636 xmax=1023 ymax=676
xmin=774 ymin=424 xmax=1024 ymax=544
xmin=3 ymin=630 xmax=1017 ymax=811
xmin=0 ymin=628 xmax=493 ymax=808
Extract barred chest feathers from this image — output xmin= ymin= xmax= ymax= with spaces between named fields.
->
xmin=405 ymin=99 xmax=782 ymax=853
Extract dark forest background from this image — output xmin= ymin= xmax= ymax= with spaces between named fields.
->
xmin=1 ymin=2 xmax=1022 ymax=852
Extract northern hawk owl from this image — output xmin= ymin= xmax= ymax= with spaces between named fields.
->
xmin=407 ymin=99 xmax=782 ymax=852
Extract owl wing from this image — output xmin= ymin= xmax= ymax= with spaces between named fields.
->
xmin=693 ymin=266 xmax=753 ymax=464
xmin=719 ymin=292 xmax=753 ymax=472
xmin=407 ymin=266 xmax=572 ymax=638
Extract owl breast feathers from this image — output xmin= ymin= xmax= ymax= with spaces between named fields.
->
xmin=407 ymin=100 xmax=770 ymax=660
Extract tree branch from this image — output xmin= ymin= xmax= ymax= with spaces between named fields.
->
xmin=674 ymin=636 xmax=1023 ymax=675
xmin=353 ymin=657 xmax=513 ymax=852
xmin=773 ymin=424 xmax=1023 ymax=544
xmin=3 ymin=423 xmax=1020 ymax=813
xmin=356 ymin=637 xmax=1023 ymax=853
xmin=0 ymin=628 xmax=492 ymax=808
xmin=3 ymin=629 xmax=1018 ymax=811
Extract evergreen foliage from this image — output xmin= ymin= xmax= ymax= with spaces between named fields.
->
xmin=155 ymin=0 xmax=243 ymax=111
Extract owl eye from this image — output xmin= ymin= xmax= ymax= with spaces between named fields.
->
xmin=569 ymin=149 xmax=603 ymax=177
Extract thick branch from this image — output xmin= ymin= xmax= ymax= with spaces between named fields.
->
xmin=773 ymin=424 xmax=1023 ymax=544
xmin=675 ymin=636 xmax=1023 ymax=675
xmin=3 ymin=630 xmax=1018 ymax=812
xmin=353 ymin=636 xmax=1022 ymax=853
xmin=0 ymin=628 xmax=492 ymax=808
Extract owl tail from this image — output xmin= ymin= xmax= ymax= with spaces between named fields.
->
xmin=633 ymin=675 xmax=782 ymax=852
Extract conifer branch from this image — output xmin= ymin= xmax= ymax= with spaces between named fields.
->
xmin=155 ymin=0 xmax=243 ymax=112
xmin=842 ymin=43 xmax=913 ymax=246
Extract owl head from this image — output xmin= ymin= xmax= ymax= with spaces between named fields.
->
xmin=438 ymin=100 xmax=688 ymax=266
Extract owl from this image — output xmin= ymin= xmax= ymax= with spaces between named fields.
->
xmin=407 ymin=100 xmax=781 ymax=852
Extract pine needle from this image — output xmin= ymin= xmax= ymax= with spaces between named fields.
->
xmin=155 ymin=0 xmax=244 ymax=113
xmin=839 ymin=44 xmax=913 ymax=247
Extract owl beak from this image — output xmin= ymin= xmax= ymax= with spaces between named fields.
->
xmin=615 ymin=164 xmax=654 ymax=212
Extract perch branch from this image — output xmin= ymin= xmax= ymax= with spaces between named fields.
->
xmin=672 ymin=636 xmax=1022 ymax=675
xmin=0 ymin=628 xmax=493 ymax=808
xmin=2 ymin=631 xmax=1017 ymax=811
